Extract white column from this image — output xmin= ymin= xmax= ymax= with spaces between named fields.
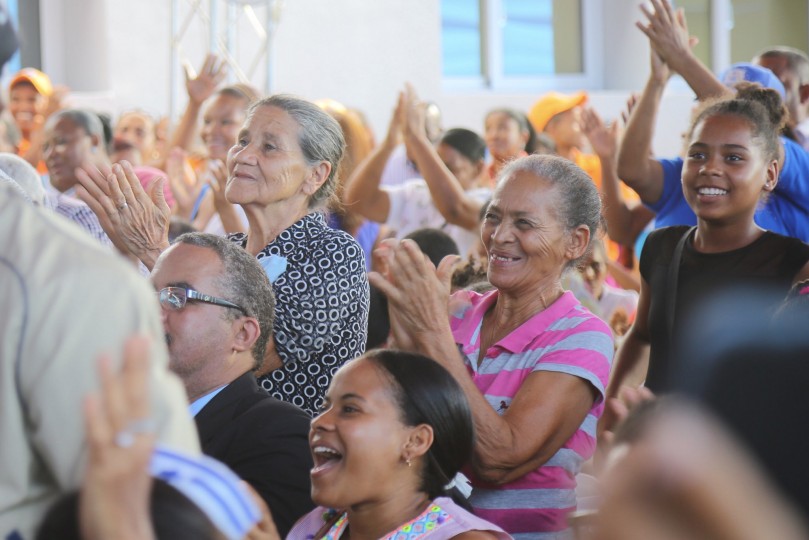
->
xmin=711 ymin=0 xmax=732 ymax=73
xmin=601 ymin=0 xmax=651 ymax=91
xmin=39 ymin=0 xmax=110 ymax=92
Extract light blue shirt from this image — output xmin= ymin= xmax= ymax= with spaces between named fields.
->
xmin=188 ymin=385 xmax=227 ymax=417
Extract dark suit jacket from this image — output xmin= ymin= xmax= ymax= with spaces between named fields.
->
xmin=195 ymin=372 xmax=314 ymax=537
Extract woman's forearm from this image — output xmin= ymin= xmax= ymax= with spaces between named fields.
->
xmin=408 ymin=136 xmax=482 ymax=230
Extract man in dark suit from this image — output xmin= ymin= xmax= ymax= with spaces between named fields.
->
xmin=151 ymin=232 xmax=314 ymax=537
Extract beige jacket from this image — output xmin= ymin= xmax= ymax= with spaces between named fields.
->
xmin=0 ymin=184 xmax=200 ymax=539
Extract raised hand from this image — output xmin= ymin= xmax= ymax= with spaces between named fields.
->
xmin=185 ymin=53 xmax=227 ymax=106
xmin=208 ymin=159 xmax=229 ymax=210
xmin=382 ymin=90 xmax=406 ymax=151
xmin=76 ymin=160 xmax=171 ymax=270
xmin=581 ymin=107 xmax=620 ymax=160
xmin=620 ymin=93 xmax=639 ymax=126
xmin=166 ymin=147 xmax=198 ymax=218
xmin=400 ymin=83 xmax=427 ymax=144
xmin=638 ymin=0 xmax=698 ymax=74
xmin=369 ymin=239 xmax=458 ymax=350
xmin=79 ymin=336 xmax=156 ymax=540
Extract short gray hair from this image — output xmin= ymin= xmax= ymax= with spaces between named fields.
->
xmin=498 ymin=154 xmax=603 ymax=270
xmin=48 ymin=109 xmax=105 ymax=141
xmin=172 ymin=233 xmax=275 ymax=369
xmin=247 ymin=94 xmax=345 ymax=209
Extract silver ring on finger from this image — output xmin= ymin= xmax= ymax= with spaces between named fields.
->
xmin=114 ymin=418 xmax=155 ymax=448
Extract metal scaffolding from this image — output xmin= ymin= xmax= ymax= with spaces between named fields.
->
xmin=169 ymin=0 xmax=283 ymax=120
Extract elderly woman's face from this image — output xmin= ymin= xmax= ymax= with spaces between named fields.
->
xmin=225 ymin=105 xmax=315 ymax=208
xmin=481 ymin=171 xmax=569 ymax=294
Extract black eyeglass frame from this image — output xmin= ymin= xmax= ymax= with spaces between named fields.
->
xmin=158 ymin=287 xmax=248 ymax=316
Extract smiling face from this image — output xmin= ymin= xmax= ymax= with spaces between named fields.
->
xmin=225 ymin=105 xmax=322 ymax=213
xmin=482 ymin=171 xmax=571 ymax=296
xmin=9 ymin=82 xmax=44 ymax=136
xmin=43 ymin=115 xmax=97 ymax=192
xmin=309 ymin=358 xmax=424 ymax=510
xmin=202 ymin=94 xmax=247 ymax=161
xmin=682 ymin=113 xmax=777 ymax=224
xmin=484 ymin=111 xmax=528 ymax=162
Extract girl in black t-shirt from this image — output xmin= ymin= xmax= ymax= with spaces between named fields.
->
xmin=605 ymin=84 xmax=809 ymax=402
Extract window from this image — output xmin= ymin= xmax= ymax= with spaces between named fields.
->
xmin=440 ymin=0 xmax=600 ymax=91
xmin=671 ymin=0 xmax=808 ymax=72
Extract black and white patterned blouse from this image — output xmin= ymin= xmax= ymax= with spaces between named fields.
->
xmin=230 ymin=212 xmax=369 ymax=415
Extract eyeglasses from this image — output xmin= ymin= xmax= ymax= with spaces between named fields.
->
xmin=158 ymin=287 xmax=247 ymax=316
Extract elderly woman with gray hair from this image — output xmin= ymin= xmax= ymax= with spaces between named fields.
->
xmin=371 ymin=154 xmax=613 ymax=537
xmin=77 ymin=94 xmax=369 ymax=416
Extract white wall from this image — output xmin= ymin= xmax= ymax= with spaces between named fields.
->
xmin=38 ymin=0 xmax=695 ymax=157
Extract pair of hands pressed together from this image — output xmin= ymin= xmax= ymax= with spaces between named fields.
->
xmin=381 ymin=83 xmax=432 ymax=154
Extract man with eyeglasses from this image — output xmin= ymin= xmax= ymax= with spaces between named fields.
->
xmin=150 ymin=232 xmax=314 ymax=537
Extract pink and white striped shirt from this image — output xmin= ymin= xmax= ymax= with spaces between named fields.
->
xmin=450 ymin=289 xmax=613 ymax=539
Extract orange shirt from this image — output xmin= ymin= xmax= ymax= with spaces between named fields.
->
xmin=572 ymin=149 xmax=640 ymax=204
xmin=572 ymin=149 xmax=640 ymax=265
xmin=17 ymin=137 xmax=49 ymax=175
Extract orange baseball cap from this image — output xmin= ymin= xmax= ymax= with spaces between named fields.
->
xmin=528 ymin=91 xmax=587 ymax=132
xmin=9 ymin=68 xmax=53 ymax=97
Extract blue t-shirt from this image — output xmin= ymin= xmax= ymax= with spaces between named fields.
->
xmin=648 ymin=136 xmax=809 ymax=241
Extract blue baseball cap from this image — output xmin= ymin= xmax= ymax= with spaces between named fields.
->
xmin=719 ymin=62 xmax=786 ymax=99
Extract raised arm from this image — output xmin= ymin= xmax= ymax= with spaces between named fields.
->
xmin=616 ymin=50 xmax=669 ymax=205
xmin=166 ymin=54 xmax=227 ymax=154
xmin=581 ymin=107 xmax=654 ymax=246
xmin=342 ymin=93 xmax=405 ymax=223
xmin=401 ymin=85 xmax=484 ymax=230
xmin=208 ymin=158 xmax=247 ymax=234
xmin=639 ymin=0 xmax=730 ymax=100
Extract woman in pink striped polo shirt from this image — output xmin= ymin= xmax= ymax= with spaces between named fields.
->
xmin=372 ymin=154 xmax=614 ymax=538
